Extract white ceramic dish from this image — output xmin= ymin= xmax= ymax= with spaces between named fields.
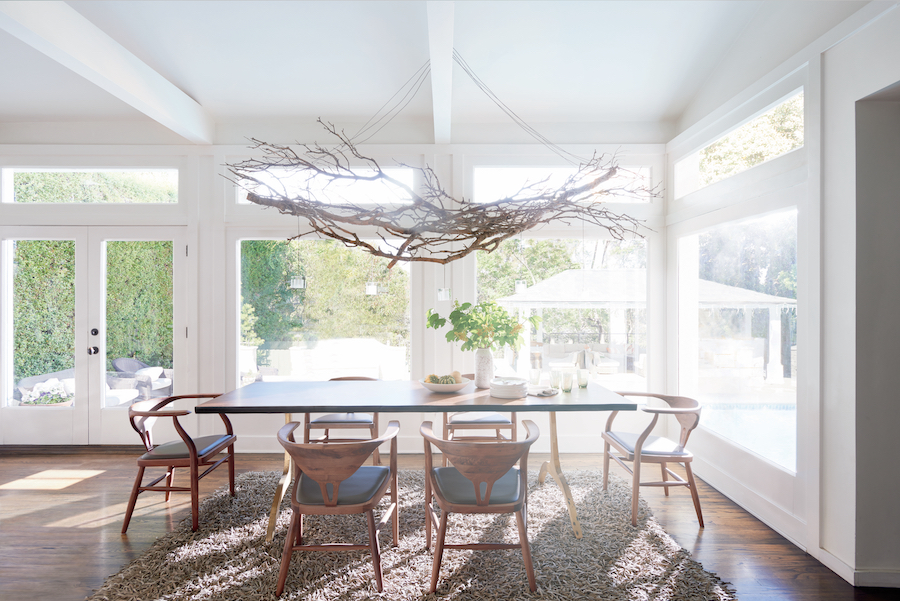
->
xmin=420 ymin=378 xmax=472 ymax=393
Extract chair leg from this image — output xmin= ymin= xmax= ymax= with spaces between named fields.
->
xmin=190 ymin=463 xmax=200 ymax=531
xmin=602 ymin=441 xmax=611 ymax=491
xmin=429 ymin=510 xmax=450 ymax=593
xmin=276 ymin=511 xmax=299 ymax=596
xmin=228 ymin=445 xmax=237 ymax=496
xmin=121 ymin=465 xmax=145 ymax=534
xmin=631 ymin=456 xmax=642 ymax=527
xmin=515 ymin=508 xmax=537 ymax=592
xmin=366 ymin=509 xmax=384 ymax=593
xmin=165 ymin=468 xmax=174 ymax=502
xmin=424 ymin=480 xmax=432 ymax=550
xmin=684 ymin=462 xmax=705 ymax=528
xmin=661 ymin=461 xmax=669 ymax=497
xmin=371 ymin=413 xmax=381 ymax=466
xmin=441 ymin=414 xmax=450 ymax=467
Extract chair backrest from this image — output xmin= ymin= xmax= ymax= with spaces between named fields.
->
xmin=617 ymin=392 xmax=701 ymax=449
xmin=421 ymin=420 xmax=539 ymax=506
xmin=113 ymin=357 xmax=149 ymax=374
xmin=127 ymin=396 xmax=183 ymax=451
xmin=278 ymin=420 xmax=399 ymax=506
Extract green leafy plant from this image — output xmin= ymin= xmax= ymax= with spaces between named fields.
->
xmin=426 ymin=301 xmax=539 ymax=352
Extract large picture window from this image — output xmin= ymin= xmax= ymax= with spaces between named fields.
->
xmin=678 ymin=209 xmax=798 ymax=470
xmin=239 ymin=239 xmax=410 ymax=384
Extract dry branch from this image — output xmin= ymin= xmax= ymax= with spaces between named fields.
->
xmin=225 ymin=121 xmax=659 ymax=267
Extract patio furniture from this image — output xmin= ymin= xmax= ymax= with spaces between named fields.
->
xmin=112 ymin=357 xmax=173 ymax=398
xmin=304 ymin=376 xmax=381 ymax=465
xmin=420 ymin=419 xmax=540 ymax=593
xmin=275 ymin=419 xmax=399 ymax=595
xmin=121 ymin=394 xmax=236 ymax=533
xmin=602 ymin=392 xmax=704 ymax=527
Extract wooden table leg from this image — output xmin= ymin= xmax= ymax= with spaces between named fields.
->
xmin=538 ymin=411 xmax=584 ymax=538
xmin=265 ymin=413 xmax=293 ymax=542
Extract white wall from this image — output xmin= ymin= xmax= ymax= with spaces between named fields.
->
xmin=820 ymin=4 xmax=900 ymax=585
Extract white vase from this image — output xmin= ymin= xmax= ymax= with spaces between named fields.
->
xmin=474 ymin=348 xmax=494 ymax=388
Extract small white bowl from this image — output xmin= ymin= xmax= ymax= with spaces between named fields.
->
xmin=420 ymin=377 xmax=471 ymax=393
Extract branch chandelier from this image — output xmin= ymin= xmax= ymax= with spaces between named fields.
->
xmin=226 ymin=51 xmax=659 ymax=268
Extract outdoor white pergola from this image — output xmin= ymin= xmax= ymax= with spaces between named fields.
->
xmin=498 ymin=269 xmax=797 ymax=380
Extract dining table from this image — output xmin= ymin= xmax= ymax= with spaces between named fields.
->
xmin=196 ymin=379 xmax=638 ymax=540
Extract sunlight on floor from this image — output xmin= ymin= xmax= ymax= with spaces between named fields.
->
xmin=0 ymin=469 xmax=105 ymax=490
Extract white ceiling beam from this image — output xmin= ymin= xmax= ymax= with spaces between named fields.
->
xmin=0 ymin=1 xmax=214 ymax=144
xmin=427 ymin=1 xmax=454 ymax=144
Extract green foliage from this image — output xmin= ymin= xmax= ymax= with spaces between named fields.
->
xmin=297 ymin=240 xmax=410 ymax=347
xmin=699 ymin=211 xmax=797 ymax=300
xmin=105 ymin=241 xmax=174 ymax=368
xmin=13 ymin=239 xmax=174 ymax=382
xmin=700 ymin=93 xmax=804 ymax=187
xmin=240 ymin=239 xmax=410 ymax=353
xmin=13 ymin=171 xmax=177 ymax=204
xmin=476 ymin=239 xmax=578 ymax=304
xmin=240 ymin=240 xmax=300 ymax=350
xmin=427 ymin=300 xmax=539 ymax=352
xmin=13 ymin=240 xmax=76 ymax=381
xmin=240 ymin=302 xmax=264 ymax=346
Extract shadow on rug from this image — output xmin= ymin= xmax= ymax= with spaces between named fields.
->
xmin=88 ymin=470 xmax=736 ymax=600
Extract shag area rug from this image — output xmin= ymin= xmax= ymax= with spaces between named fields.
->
xmin=88 ymin=470 xmax=736 ymax=601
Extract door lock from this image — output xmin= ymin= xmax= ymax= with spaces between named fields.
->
xmin=90 ymin=328 xmax=99 ymax=336
xmin=87 ymin=346 xmax=99 ymax=355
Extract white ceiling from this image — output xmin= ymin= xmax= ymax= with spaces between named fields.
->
xmin=0 ymin=1 xmax=870 ymax=145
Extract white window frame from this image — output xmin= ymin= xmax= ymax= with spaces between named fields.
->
xmin=666 ymin=67 xmax=817 ymax=549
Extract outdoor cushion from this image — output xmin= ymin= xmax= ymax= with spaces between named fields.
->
xmin=141 ymin=434 xmax=232 ymax=460
xmin=136 ymin=366 xmax=164 ymax=379
xmin=310 ymin=412 xmax=374 ymax=424
xmin=295 ymin=465 xmax=389 ymax=505
xmin=607 ymin=431 xmax=692 ymax=457
xmin=432 ymin=466 xmax=521 ymax=505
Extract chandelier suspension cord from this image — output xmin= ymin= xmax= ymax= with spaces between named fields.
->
xmin=349 ymin=59 xmax=432 ymax=145
xmin=451 ymin=49 xmax=589 ymax=165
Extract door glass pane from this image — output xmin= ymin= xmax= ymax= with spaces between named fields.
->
xmin=105 ymin=241 xmax=174 ymax=407
xmin=239 ymin=239 xmax=410 ymax=384
xmin=11 ymin=240 xmax=76 ymax=407
xmin=476 ymin=237 xmax=648 ymax=391
xmin=678 ymin=210 xmax=798 ymax=471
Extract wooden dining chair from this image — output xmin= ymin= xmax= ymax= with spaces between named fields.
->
xmin=602 ymin=392 xmax=704 ymax=527
xmin=420 ymin=419 xmax=540 ymax=593
xmin=121 ymin=394 xmax=236 ymax=533
xmin=275 ymin=419 xmax=400 ymax=596
xmin=441 ymin=374 xmax=516 ymax=464
xmin=304 ymin=376 xmax=380 ymax=465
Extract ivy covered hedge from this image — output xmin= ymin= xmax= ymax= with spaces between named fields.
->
xmin=13 ymin=240 xmax=173 ymax=383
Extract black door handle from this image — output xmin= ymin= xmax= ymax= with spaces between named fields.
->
xmin=87 ymin=346 xmax=99 ymax=355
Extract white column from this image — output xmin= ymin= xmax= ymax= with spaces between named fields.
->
xmin=766 ymin=306 xmax=784 ymax=381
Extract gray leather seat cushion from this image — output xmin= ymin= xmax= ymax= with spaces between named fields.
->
xmin=295 ymin=466 xmax=390 ymax=505
xmin=607 ymin=431 xmax=692 ymax=457
xmin=449 ymin=411 xmax=511 ymax=425
xmin=310 ymin=412 xmax=374 ymax=424
xmin=432 ymin=466 xmax=521 ymax=505
xmin=142 ymin=434 xmax=232 ymax=460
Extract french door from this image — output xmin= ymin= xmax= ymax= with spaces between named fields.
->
xmin=0 ymin=226 xmax=186 ymax=444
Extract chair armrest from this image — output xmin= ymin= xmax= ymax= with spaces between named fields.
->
xmin=130 ymin=408 xmax=191 ymax=418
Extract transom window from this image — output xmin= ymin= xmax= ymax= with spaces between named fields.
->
xmin=2 ymin=169 xmax=178 ymax=204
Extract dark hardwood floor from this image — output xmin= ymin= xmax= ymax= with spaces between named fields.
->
xmin=1 ymin=448 xmax=898 ymax=601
